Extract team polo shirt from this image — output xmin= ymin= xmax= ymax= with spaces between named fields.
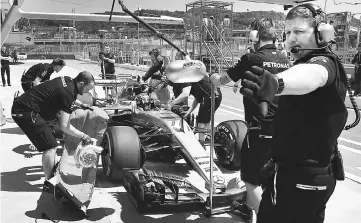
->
xmin=14 ymin=76 xmax=78 ymax=121
xmin=227 ymin=44 xmax=290 ymax=122
xmin=21 ymin=63 xmax=54 ymax=83
xmin=101 ymin=52 xmax=115 ymax=74
xmin=190 ymin=75 xmax=220 ymax=103
xmin=271 ymin=50 xmax=348 ymax=166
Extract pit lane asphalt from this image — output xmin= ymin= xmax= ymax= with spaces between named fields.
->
xmin=0 ymin=60 xmax=360 ymax=223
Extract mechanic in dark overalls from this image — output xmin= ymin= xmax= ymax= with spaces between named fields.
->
xmin=239 ymin=4 xmax=348 ymax=223
xmin=210 ymin=18 xmax=290 ymax=223
xmin=21 ymin=58 xmax=65 ymax=92
xmin=11 ymin=72 xmax=96 ymax=191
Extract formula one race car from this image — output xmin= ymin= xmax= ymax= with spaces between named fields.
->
xmin=93 ymin=76 xmax=248 ymax=214
xmin=51 ymin=73 xmax=249 ymax=216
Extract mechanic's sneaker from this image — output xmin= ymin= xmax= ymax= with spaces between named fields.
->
xmin=233 ymin=202 xmax=253 ymax=223
xmin=43 ymin=179 xmax=63 ymax=199
xmin=29 ymin=144 xmax=37 ymax=151
xmin=42 ymin=179 xmax=55 ymax=193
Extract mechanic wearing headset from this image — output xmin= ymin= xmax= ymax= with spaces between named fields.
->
xmin=21 ymin=58 xmax=66 ymax=92
xmin=238 ymin=4 xmax=349 ymax=223
xmin=183 ymin=75 xmax=222 ymax=141
xmin=210 ymin=18 xmax=290 ymax=223
xmin=12 ymin=72 xmax=96 ymax=191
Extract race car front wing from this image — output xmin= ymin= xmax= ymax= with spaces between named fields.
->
xmin=123 ymin=168 xmax=205 ymax=213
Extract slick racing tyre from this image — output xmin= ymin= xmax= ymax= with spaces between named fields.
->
xmin=214 ymin=120 xmax=248 ymax=170
xmin=101 ymin=126 xmax=143 ymax=181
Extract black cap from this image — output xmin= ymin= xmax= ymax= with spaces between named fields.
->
xmin=52 ymin=58 xmax=66 ymax=66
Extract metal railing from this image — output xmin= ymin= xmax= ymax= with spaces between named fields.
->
xmin=201 ymin=22 xmax=234 ymax=73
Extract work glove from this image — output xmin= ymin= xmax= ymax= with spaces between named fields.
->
xmin=239 ymin=66 xmax=278 ymax=117
xmin=81 ymin=133 xmax=93 ymax=146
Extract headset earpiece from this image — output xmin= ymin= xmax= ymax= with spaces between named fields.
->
xmin=249 ymin=30 xmax=259 ymax=43
xmin=318 ymin=23 xmax=336 ymax=44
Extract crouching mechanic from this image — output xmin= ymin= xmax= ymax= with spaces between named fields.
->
xmin=12 ymin=71 xmax=96 ymax=186
xmin=184 ymin=75 xmax=222 ymax=141
xmin=21 ymin=58 xmax=65 ymax=92
xmin=210 ymin=18 xmax=290 ymax=223
xmin=239 ymin=4 xmax=349 ymax=223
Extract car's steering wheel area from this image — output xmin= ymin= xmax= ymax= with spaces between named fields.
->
xmin=135 ymin=93 xmax=163 ymax=111
xmin=121 ymin=82 xmax=149 ymax=99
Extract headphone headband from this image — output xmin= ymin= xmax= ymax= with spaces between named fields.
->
xmin=298 ymin=3 xmax=326 ymax=23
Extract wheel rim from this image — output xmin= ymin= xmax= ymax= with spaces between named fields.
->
xmin=101 ymin=131 xmax=112 ymax=176
xmin=215 ymin=132 xmax=234 ymax=164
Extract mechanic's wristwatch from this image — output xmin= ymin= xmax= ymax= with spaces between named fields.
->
xmin=275 ymin=75 xmax=284 ymax=95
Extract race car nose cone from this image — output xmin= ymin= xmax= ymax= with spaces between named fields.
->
xmin=165 ymin=59 xmax=206 ymax=83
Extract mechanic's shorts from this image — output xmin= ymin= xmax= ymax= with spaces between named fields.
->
xmin=257 ymin=167 xmax=336 ymax=223
xmin=11 ymin=106 xmax=58 ymax=152
xmin=240 ymin=133 xmax=272 ymax=186
xmin=197 ymin=93 xmax=222 ymax=124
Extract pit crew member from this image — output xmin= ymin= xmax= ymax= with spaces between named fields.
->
xmin=210 ymin=18 xmax=290 ymax=223
xmin=143 ymin=49 xmax=178 ymax=104
xmin=1 ymin=46 xmax=11 ymax=87
xmin=238 ymin=4 xmax=348 ymax=223
xmin=99 ymin=46 xmax=115 ymax=92
xmin=11 ymin=71 xmax=96 ymax=185
xmin=351 ymin=47 xmax=361 ymax=96
xmin=21 ymin=58 xmax=66 ymax=92
xmin=163 ymin=51 xmax=192 ymax=110
xmin=142 ymin=48 xmax=165 ymax=83
xmin=184 ymin=75 xmax=222 ymax=141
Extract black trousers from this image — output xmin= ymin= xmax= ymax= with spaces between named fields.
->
xmin=1 ymin=64 xmax=10 ymax=85
xmin=354 ymin=78 xmax=361 ymax=95
xmin=257 ymin=169 xmax=336 ymax=223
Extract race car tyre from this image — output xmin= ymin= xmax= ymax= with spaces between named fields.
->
xmin=101 ymin=126 xmax=143 ymax=181
xmin=214 ymin=120 xmax=248 ymax=170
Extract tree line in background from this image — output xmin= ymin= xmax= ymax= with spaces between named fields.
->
xmin=16 ymin=9 xmax=360 ymax=35
xmin=16 ymin=9 xmax=285 ymax=34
